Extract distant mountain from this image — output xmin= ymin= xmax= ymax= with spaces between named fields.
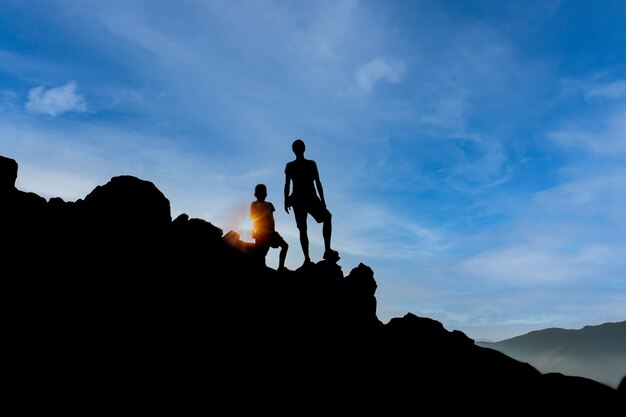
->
xmin=1 ymin=154 xmax=623 ymax=412
xmin=477 ymin=321 xmax=626 ymax=389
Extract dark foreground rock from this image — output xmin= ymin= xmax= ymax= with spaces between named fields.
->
xmin=2 ymin=155 xmax=622 ymax=412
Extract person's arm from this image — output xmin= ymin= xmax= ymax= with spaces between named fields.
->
xmin=250 ymin=202 xmax=257 ymax=239
xmin=269 ymin=202 xmax=276 ymax=231
xmin=313 ymin=162 xmax=326 ymax=207
xmin=284 ymin=172 xmax=291 ymax=213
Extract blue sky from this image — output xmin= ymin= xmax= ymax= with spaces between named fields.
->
xmin=1 ymin=0 xmax=625 ymax=341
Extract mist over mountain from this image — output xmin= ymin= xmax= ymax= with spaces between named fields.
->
xmin=477 ymin=321 xmax=626 ymax=389
xmin=1 ymin=154 xmax=623 ymax=411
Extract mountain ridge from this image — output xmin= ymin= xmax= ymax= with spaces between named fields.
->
xmin=477 ymin=320 xmax=626 ymax=389
xmin=1 ymin=154 xmax=623 ymax=411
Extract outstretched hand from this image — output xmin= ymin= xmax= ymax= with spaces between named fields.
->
xmin=284 ymin=202 xmax=291 ymax=214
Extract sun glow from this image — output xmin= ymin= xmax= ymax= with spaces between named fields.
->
xmin=239 ymin=215 xmax=253 ymax=241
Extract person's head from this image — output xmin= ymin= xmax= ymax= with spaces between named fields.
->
xmin=254 ymin=183 xmax=267 ymax=201
xmin=292 ymin=139 xmax=305 ymax=157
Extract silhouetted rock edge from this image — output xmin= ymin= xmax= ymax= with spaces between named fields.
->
xmin=2 ymin=155 xmax=622 ymax=410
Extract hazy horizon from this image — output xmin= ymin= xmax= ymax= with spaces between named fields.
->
xmin=2 ymin=0 xmax=626 ymax=341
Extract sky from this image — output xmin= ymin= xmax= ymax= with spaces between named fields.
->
xmin=1 ymin=0 xmax=626 ymax=342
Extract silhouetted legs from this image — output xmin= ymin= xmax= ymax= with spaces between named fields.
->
xmin=298 ymin=222 xmax=311 ymax=264
xmin=323 ymin=213 xmax=332 ymax=253
xmin=298 ymin=212 xmax=336 ymax=264
xmin=278 ymin=240 xmax=288 ymax=270
xmin=255 ymin=234 xmax=289 ymax=271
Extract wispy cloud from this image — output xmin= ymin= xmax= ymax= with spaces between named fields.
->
xmin=559 ymin=76 xmax=626 ymax=102
xmin=0 ymin=90 xmax=19 ymax=112
xmin=328 ymin=195 xmax=450 ymax=262
xmin=290 ymin=0 xmax=360 ymax=60
xmin=585 ymin=79 xmax=626 ymax=100
xmin=459 ymin=243 xmax=620 ymax=284
xmin=25 ymin=81 xmax=88 ymax=117
xmin=533 ymin=170 xmax=626 ymax=217
xmin=0 ymin=48 xmax=56 ymax=78
xmin=549 ymin=108 xmax=626 ymax=154
xmin=444 ymin=135 xmax=512 ymax=191
xmin=355 ymin=58 xmax=406 ymax=92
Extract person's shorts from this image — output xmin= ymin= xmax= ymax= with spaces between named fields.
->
xmin=293 ymin=195 xmax=331 ymax=227
xmin=256 ymin=231 xmax=286 ymax=251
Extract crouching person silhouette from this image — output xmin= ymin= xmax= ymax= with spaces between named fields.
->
xmin=250 ymin=183 xmax=289 ymax=272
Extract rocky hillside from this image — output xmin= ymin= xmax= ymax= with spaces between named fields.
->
xmin=478 ymin=321 xmax=626 ymax=389
xmin=1 ymin=154 xmax=623 ymax=412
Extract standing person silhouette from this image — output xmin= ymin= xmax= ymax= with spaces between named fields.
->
xmin=250 ymin=183 xmax=289 ymax=272
xmin=284 ymin=138 xmax=339 ymax=266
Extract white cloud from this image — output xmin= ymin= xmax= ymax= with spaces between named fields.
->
xmin=355 ymin=58 xmax=406 ymax=92
xmin=533 ymin=171 xmax=626 ymax=216
xmin=585 ymin=79 xmax=626 ymax=100
xmin=549 ymin=108 xmax=626 ymax=154
xmin=459 ymin=243 xmax=620 ymax=284
xmin=560 ymin=77 xmax=626 ymax=102
xmin=25 ymin=81 xmax=88 ymax=117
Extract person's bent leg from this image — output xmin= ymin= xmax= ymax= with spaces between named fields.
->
xmin=322 ymin=211 xmax=339 ymax=261
xmin=279 ymin=241 xmax=288 ymax=270
xmin=299 ymin=225 xmax=310 ymax=263
xmin=295 ymin=208 xmax=311 ymax=264
xmin=322 ymin=211 xmax=332 ymax=252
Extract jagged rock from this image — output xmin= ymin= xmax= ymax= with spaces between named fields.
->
xmin=1 ymin=156 xmax=48 ymax=263
xmin=0 ymin=154 xmax=18 ymax=191
xmin=81 ymin=175 xmax=172 ymax=231
xmin=222 ymin=229 xmax=253 ymax=253
xmin=343 ymin=262 xmax=381 ymax=331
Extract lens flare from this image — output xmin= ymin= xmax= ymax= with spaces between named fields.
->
xmin=239 ymin=215 xmax=253 ymax=241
